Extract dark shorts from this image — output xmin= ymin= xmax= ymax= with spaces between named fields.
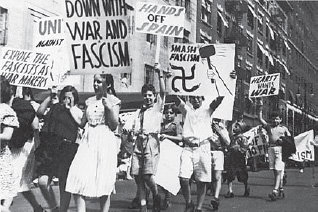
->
xmin=131 ymin=134 xmax=160 ymax=176
xmin=225 ymin=151 xmax=248 ymax=183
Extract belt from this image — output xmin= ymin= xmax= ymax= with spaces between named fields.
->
xmin=185 ymin=139 xmax=210 ymax=148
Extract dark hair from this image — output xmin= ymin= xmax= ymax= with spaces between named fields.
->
xmin=0 ymin=76 xmax=12 ymax=103
xmin=59 ymin=85 xmax=79 ymax=105
xmin=101 ymin=74 xmax=117 ymax=96
xmin=270 ymin=111 xmax=281 ymax=119
xmin=164 ymin=104 xmax=178 ymax=115
xmin=141 ymin=84 xmax=156 ymax=95
xmin=22 ymin=87 xmax=34 ymax=100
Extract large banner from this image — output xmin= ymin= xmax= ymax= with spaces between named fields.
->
xmin=154 ymin=139 xmax=182 ymax=195
xmin=135 ymin=2 xmax=185 ymax=37
xmin=244 ymin=126 xmax=268 ymax=158
xmin=290 ymin=130 xmax=315 ymax=162
xmin=0 ymin=47 xmax=53 ymax=89
xmin=167 ymin=43 xmax=236 ymax=120
xmin=63 ymin=0 xmax=131 ymax=74
xmin=33 ymin=16 xmax=69 ymax=85
xmin=249 ymin=73 xmax=280 ymax=98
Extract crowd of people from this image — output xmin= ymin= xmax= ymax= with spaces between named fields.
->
xmin=0 ymin=63 xmax=306 ymax=212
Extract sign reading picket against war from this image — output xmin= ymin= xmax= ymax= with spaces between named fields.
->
xmin=135 ymin=2 xmax=185 ymax=37
xmin=243 ymin=125 xmax=268 ymax=158
xmin=0 ymin=47 xmax=54 ymax=89
xmin=167 ymin=43 xmax=236 ymax=120
xmin=63 ymin=0 xmax=131 ymax=74
xmin=249 ymin=73 xmax=280 ymax=98
xmin=33 ymin=16 xmax=69 ymax=84
xmin=290 ymin=130 xmax=315 ymax=161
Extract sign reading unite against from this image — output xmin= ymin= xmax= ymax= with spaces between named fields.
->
xmin=249 ymin=73 xmax=280 ymax=98
xmin=135 ymin=2 xmax=185 ymax=37
xmin=0 ymin=47 xmax=53 ymax=89
xmin=64 ymin=0 xmax=131 ymax=74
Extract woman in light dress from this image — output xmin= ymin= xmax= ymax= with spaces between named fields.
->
xmin=66 ymin=74 xmax=121 ymax=212
xmin=0 ymin=76 xmax=19 ymax=212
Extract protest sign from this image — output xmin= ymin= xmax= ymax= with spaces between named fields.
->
xmin=0 ymin=47 xmax=53 ymax=89
xmin=249 ymin=73 xmax=280 ymax=98
xmin=167 ymin=43 xmax=236 ymax=120
xmin=33 ymin=16 xmax=70 ymax=84
xmin=154 ymin=139 xmax=182 ymax=195
xmin=290 ymin=130 xmax=315 ymax=161
xmin=135 ymin=2 xmax=185 ymax=38
xmin=63 ymin=0 xmax=131 ymax=74
xmin=244 ymin=126 xmax=268 ymax=158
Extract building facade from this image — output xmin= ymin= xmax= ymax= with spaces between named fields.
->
xmin=1 ymin=0 xmax=318 ymax=132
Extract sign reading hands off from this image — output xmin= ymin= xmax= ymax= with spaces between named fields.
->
xmin=0 ymin=47 xmax=53 ymax=89
xmin=64 ymin=0 xmax=131 ymax=74
xmin=135 ymin=2 xmax=185 ymax=37
xmin=249 ymin=73 xmax=280 ymax=98
xmin=167 ymin=43 xmax=236 ymax=120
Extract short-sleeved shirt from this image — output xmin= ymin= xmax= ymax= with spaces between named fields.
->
xmin=0 ymin=103 xmax=19 ymax=130
xmin=133 ymin=95 xmax=163 ymax=134
xmin=178 ymin=102 xmax=213 ymax=143
xmin=265 ymin=124 xmax=290 ymax=145
xmin=85 ymin=95 xmax=121 ymax=127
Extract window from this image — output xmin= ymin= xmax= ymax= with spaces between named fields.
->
xmin=176 ymin=0 xmax=191 ymax=19
xmin=257 ymin=46 xmax=263 ymax=66
xmin=247 ymin=8 xmax=254 ymax=29
xmin=0 ymin=7 xmax=8 ymax=45
xmin=245 ymin=68 xmax=251 ymax=83
xmin=257 ymin=18 xmax=263 ymax=35
xmin=164 ymin=36 xmax=168 ymax=48
xmin=217 ymin=13 xmax=222 ymax=36
xmin=201 ymin=5 xmax=212 ymax=25
xmin=120 ymin=73 xmax=131 ymax=87
xmin=174 ymin=29 xmax=190 ymax=43
xmin=146 ymin=34 xmax=157 ymax=45
xmin=144 ymin=64 xmax=154 ymax=85
xmin=246 ymin=35 xmax=253 ymax=54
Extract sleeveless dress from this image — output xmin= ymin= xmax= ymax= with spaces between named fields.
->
xmin=0 ymin=103 xmax=19 ymax=199
xmin=66 ymin=95 xmax=121 ymax=197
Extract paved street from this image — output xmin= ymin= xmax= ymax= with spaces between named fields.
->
xmin=11 ymin=166 xmax=318 ymax=212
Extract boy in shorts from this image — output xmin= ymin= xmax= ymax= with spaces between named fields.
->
xmin=257 ymin=99 xmax=291 ymax=201
xmin=209 ymin=118 xmax=231 ymax=210
xmin=175 ymin=95 xmax=224 ymax=212
xmin=130 ymin=64 xmax=165 ymax=212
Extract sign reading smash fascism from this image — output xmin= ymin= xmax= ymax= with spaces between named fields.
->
xmin=135 ymin=2 xmax=185 ymax=37
xmin=0 ymin=47 xmax=53 ymax=89
xmin=249 ymin=73 xmax=280 ymax=98
xmin=64 ymin=0 xmax=131 ymax=74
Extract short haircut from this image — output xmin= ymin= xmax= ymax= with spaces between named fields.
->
xmin=59 ymin=85 xmax=79 ymax=105
xmin=0 ymin=76 xmax=11 ymax=103
xmin=164 ymin=104 xmax=178 ymax=115
xmin=141 ymin=84 xmax=156 ymax=95
xmin=270 ymin=111 xmax=281 ymax=119
xmin=22 ymin=87 xmax=34 ymax=100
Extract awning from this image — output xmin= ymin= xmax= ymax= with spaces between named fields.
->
xmin=276 ymin=59 xmax=290 ymax=75
xmin=266 ymin=23 xmax=275 ymax=39
xmin=284 ymin=39 xmax=291 ymax=50
xmin=248 ymin=5 xmax=257 ymax=18
xmin=217 ymin=11 xmax=229 ymax=28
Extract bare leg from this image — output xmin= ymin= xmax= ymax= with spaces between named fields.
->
xmin=135 ymin=175 xmax=147 ymax=206
xmin=38 ymin=175 xmax=58 ymax=209
xmin=74 ymin=194 xmax=86 ymax=212
xmin=196 ymin=181 xmax=207 ymax=210
xmin=180 ymin=177 xmax=191 ymax=204
xmin=2 ymin=197 xmax=13 ymax=212
xmin=213 ymin=170 xmax=222 ymax=198
xmin=100 ymin=195 xmax=110 ymax=212
xmin=21 ymin=191 xmax=42 ymax=209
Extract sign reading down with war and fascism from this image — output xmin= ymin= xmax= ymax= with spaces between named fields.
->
xmin=249 ymin=73 xmax=280 ymax=98
xmin=64 ymin=0 xmax=131 ymax=74
xmin=0 ymin=47 xmax=53 ymax=89
xmin=135 ymin=2 xmax=185 ymax=37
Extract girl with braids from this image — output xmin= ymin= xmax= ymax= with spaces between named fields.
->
xmin=66 ymin=74 xmax=121 ymax=212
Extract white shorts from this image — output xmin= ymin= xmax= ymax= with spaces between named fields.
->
xmin=268 ymin=146 xmax=285 ymax=171
xmin=211 ymin=151 xmax=224 ymax=171
xmin=179 ymin=144 xmax=211 ymax=182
